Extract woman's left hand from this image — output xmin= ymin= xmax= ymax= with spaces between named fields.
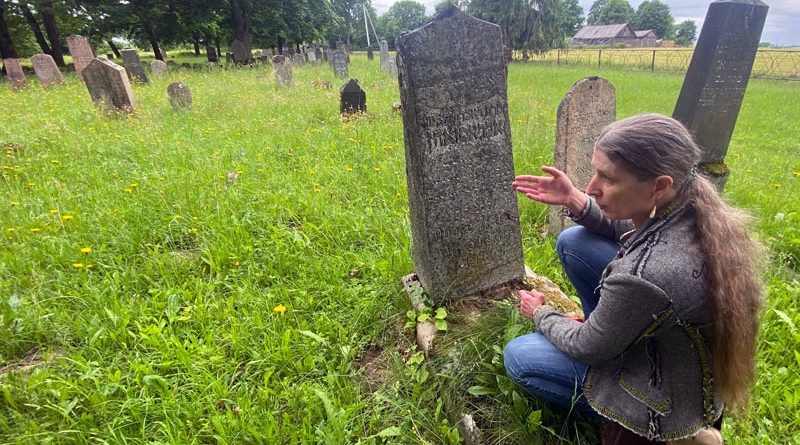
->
xmin=518 ymin=289 xmax=545 ymax=320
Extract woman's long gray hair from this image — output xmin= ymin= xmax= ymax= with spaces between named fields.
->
xmin=595 ymin=113 xmax=765 ymax=415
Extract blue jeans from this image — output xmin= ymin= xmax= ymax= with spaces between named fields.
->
xmin=504 ymin=226 xmax=619 ymax=418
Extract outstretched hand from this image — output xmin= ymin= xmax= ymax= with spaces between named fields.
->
xmin=512 ymin=166 xmax=578 ymax=207
xmin=518 ymin=289 xmax=545 ymax=320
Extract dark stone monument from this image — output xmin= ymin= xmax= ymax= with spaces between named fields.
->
xmin=3 ymin=58 xmax=27 ymax=89
xmin=272 ymin=55 xmax=292 ymax=86
xmin=397 ymin=6 xmax=524 ymax=304
xmin=167 ymin=82 xmax=192 ymax=111
xmin=549 ymin=77 xmax=616 ymax=234
xmin=206 ymin=46 xmax=219 ymax=63
xmin=367 ymin=47 xmax=374 ymax=60
xmin=66 ymin=35 xmax=94 ymax=80
xmin=340 ymin=79 xmax=366 ymax=115
xmin=31 ymin=54 xmax=64 ymax=87
xmin=82 ymin=58 xmax=136 ymax=113
xmin=332 ymin=50 xmax=348 ymax=78
xmin=672 ymin=0 xmax=769 ymax=190
xmin=231 ymin=40 xmax=250 ymax=64
xmin=120 ymin=49 xmax=149 ymax=84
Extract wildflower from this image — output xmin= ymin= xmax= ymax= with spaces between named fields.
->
xmin=10 ymin=201 xmax=19 ymax=207
xmin=346 ymin=166 xmax=353 ymax=172
xmin=72 ymin=263 xmax=84 ymax=269
xmin=130 ymin=182 xmax=139 ymax=188
xmin=49 ymin=209 xmax=59 ymax=214
xmin=373 ymin=167 xmax=381 ymax=173
xmin=81 ymin=247 xmax=92 ymax=254
xmin=774 ymin=183 xmax=782 ymax=189
xmin=62 ymin=214 xmax=74 ymax=221
xmin=6 ymin=228 xmax=15 ymax=233
xmin=124 ymin=188 xmax=133 ymax=194
xmin=273 ymin=304 xmax=287 ymax=314
xmin=30 ymin=228 xmax=42 ymax=233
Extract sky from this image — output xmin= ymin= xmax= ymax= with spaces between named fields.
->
xmin=372 ymin=0 xmax=800 ymax=46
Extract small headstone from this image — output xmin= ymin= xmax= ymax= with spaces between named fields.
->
xmin=257 ymin=54 xmax=271 ymax=65
xmin=384 ymin=59 xmax=397 ymax=76
xmin=3 ymin=58 xmax=27 ymax=89
xmin=30 ymin=54 xmax=64 ymax=87
xmin=82 ymin=58 xmax=135 ymax=113
xmin=549 ymin=76 xmax=616 ymax=234
xmin=231 ymin=40 xmax=250 ymax=64
xmin=151 ymin=59 xmax=167 ymax=76
xmin=272 ymin=55 xmax=292 ymax=86
xmin=307 ymin=49 xmax=317 ymax=63
xmin=397 ymin=6 xmax=524 ymax=304
xmin=340 ymin=79 xmax=366 ymax=115
xmin=120 ymin=49 xmax=149 ymax=83
xmin=314 ymin=47 xmax=323 ymax=63
xmin=292 ymin=53 xmax=304 ymax=66
xmin=672 ymin=0 xmax=769 ymax=190
xmin=367 ymin=47 xmax=374 ymax=60
xmin=332 ymin=50 xmax=348 ymax=78
xmin=66 ymin=35 xmax=95 ymax=80
xmin=324 ymin=48 xmax=333 ymax=62
xmin=379 ymin=40 xmax=389 ymax=69
xmin=206 ymin=46 xmax=219 ymax=63
xmin=167 ymin=82 xmax=192 ymax=111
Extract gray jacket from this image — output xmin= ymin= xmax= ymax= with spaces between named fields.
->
xmin=533 ymin=198 xmax=723 ymax=440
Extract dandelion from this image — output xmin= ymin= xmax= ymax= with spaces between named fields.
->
xmin=273 ymin=304 xmax=287 ymax=314
xmin=346 ymin=166 xmax=353 ymax=172
xmin=72 ymin=263 xmax=84 ymax=269
xmin=10 ymin=201 xmax=19 ymax=207
xmin=130 ymin=182 xmax=139 ymax=188
xmin=373 ymin=167 xmax=381 ymax=173
xmin=30 ymin=228 xmax=42 ymax=233
xmin=124 ymin=188 xmax=133 ymax=194
xmin=81 ymin=247 xmax=92 ymax=254
xmin=793 ymin=171 xmax=800 ymax=177
xmin=62 ymin=214 xmax=74 ymax=221
xmin=774 ymin=183 xmax=782 ymax=189
xmin=49 ymin=208 xmax=59 ymax=214
xmin=6 ymin=228 xmax=15 ymax=233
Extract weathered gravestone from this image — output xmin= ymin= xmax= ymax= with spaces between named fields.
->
xmin=206 ymin=46 xmax=219 ymax=63
xmin=332 ymin=50 xmax=348 ymax=78
xmin=397 ymin=6 xmax=524 ymax=304
xmin=272 ymin=55 xmax=292 ymax=86
xmin=31 ymin=54 xmax=64 ymax=87
xmin=324 ymin=48 xmax=333 ymax=62
xmin=121 ymin=49 xmax=149 ymax=84
xmin=379 ymin=40 xmax=389 ymax=69
xmin=3 ymin=59 xmax=26 ymax=89
xmin=549 ymin=77 xmax=616 ymax=234
xmin=292 ymin=53 xmax=305 ymax=66
xmin=307 ymin=48 xmax=317 ymax=63
xmin=367 ymin=47 xmax=374 ymax=60
xmin=82 ymin=58 xmax=135 ymax=113
xmin=672 ymin=0 xmax=769 ymax=191
xmin=66 ymin=35 xmax=94 ymax=80
xmin=257 ymin=54 xmax=271 ymax=65
xmin=384 ymin=59 xmax=397 ymax=76
xmin=231 ymin=40 xmax=251 ymax=64
xmin=151 ymin=60 xmax=167 ymax=76
xmin=167 ymin=82 xmax=192 ymax=111
xmin=314 ymin=47 xmax=323 ymax=63
xmin=340 ymin=79 xmax=366 ymax=115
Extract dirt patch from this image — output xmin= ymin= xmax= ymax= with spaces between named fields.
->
xmin=0 ymin=347 xmax=59 ymax=380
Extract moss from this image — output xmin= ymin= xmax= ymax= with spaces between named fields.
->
xmin=700 ymin=161 xmax=729 ymax=177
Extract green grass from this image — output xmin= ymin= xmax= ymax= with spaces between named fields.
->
xmin=1 ymin=56 xmax=798 ymax=444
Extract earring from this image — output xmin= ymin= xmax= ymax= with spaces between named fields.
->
xmin=649 ymin=205 xmax=657 ymax=219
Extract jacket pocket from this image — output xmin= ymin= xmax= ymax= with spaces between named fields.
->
xmin=617 ymin=345 xmax=672 ymax=416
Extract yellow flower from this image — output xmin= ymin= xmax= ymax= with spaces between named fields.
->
xmin=81 ymin=247 xmax=92 ymax=254
xmin=62 ymin=214 xmax=74 ymax=221
xmin=30 ymin=228 xmax=42 ymax=233
xmin=373 ymin=167 xmax=381 ymax=173
xmin=72 ymin=263 xmax=84 ymax=269
xmin=124 ymin=188 xmax=133 ymax=194
xmin=273 ymin=304 xmax=287 ymax=314
xmin=49 ymin=208 xmax=59 ymax=214
xmin=6 ymin=228 xmax=15 ymax=233
xmin=346 ymin=166 xmax=353 ymax=172
xmin=10 ymin=201 xmax=19 ymax=207
xmin=130 ymin=182 xmax=139 ymax=188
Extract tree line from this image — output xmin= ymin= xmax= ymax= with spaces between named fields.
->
xmin=0 ymin=0 xmax=696 ymax=68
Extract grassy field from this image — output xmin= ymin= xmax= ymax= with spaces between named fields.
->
xmin=1 ymin=54 xmax=798 ymax=444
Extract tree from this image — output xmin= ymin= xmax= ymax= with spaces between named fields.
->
xmin=0 ymin=0 xmax=18 ymax=59
xmin=434 ymin=0 xmax=467 ymax=15
xmin=469 ymin=0 xmax=565 ymax=53
xmin=674 ymin=19 xmax=696 ymax=47
xmin=558 ymin=0 xmax=584 ymax=37
xmin=330 ymin=0 xmax=369 ymax=46
xmin=632 ymin=0 xmax=673 ymax=39
xmin=383 ymin=0 xmax=426 ymax=34
xmin=587 ymin=0 xmax=633 ymax=25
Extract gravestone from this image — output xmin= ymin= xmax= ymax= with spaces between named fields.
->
xmin=672 ymin=0 xmax=769 ymax=190
xmin=314 ymin=47 xmax=323 ymax=64
xmin=66 ymin=35 xmax=95 ymax=80
xmin=206 ymin=46 xmax=219 ymax=63
xmin=340 ymin=79 xmax=366 ymax=115
xmin=151 ymin=60 xmax=168 ymax=76
xmin=397 ymin=6 xmax=524 ymax=304
xmin=257 ymin=54 xmax=271 ymax=65
xmin=332 ymin=50 xmax=348 ymax=78
xmin=120 ymin=49 xmax=149 ymax=84
xmin=166 ymin=60 xmax=177 ymax=68
xmin=3 ymin=59 xmax=26 ymax=89
xmin=367 ymin=47 xmax=374 ymax=60
xmin=231 ymin=40 xmax=250 ymax=64
xmin=549 ymin=77 xmax=616 ymax=234
xmin=30 ymin=54 xmax=64 ymax=87
xmin=384 ymin=59 xmax=397 ymax=76
xmin=272 ymin=55 xmax=292 ymax=86
xmin=379 ymin=40 xmax=389 ymax=69
xmin=82 ymin=58 xmax=135 ymax=113
xmin=324 ymin=48 xmax=333 ymax=62
xmin=167 ymin=82 xmax=192 ymax=110
xmin=307 ymin=48 xmax=317 ymax=63
xmin=292 ymin=53 xmax=305 ymax=66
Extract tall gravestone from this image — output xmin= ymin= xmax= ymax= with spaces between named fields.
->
xmin=272 ymin=55 xmax=292 ymax=86
xmin=332 ymin=50 xmax=348 ymax=78
xmin=66 ymin=35 xmax=94 ymax=80
xmin=167 ymin=82 xmax=192 ymax=110
xmin=379 ymin=40 xmax=389 ymax=69
xmin=672 ymin=0 xmax=768 ymax=190
xmin=3 ymin=59 xmax=27 ymax=89
xmin=549 ymin=77 xmax=616 ymax=234
xmin=151 ymin=60 xmax=168 ymax=76
xmin=340 ymin=79 xmax=366 ymax=115
xmin=367 ymin=47 xmax=374 ymax=60
xmin=314 ymin=47 xmax=323 ymax=64
xmin=31 ymin=54 xmax=64 ymax=87
xmin=82 ymin=58 xmax=135 ymax=113
xmin=231 ymin=40 xmax=250 ymax=64
xmin=121 ymin=49 xmax=149 ymax=84
xmin=397 ymin=7 xmax=524 ymax=304
xmin=206 ymin=46 xmax=219 ymax=63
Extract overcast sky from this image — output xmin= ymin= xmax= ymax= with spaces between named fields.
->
xmin=372 ymin=0 xmax=799 ymax=46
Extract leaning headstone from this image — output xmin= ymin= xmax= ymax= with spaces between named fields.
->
xmin=340 ymin=79 xmax=366 ymax=115
xmin=549 ymin=76 xmax=616 ymax=234
xmin=3 ymin=59 xmax=27 ymax=89
xmin=120 ymin=49 xmax=149 ymax=84
xmin=367 ymin=47 xmax=374 ymax=60
xmin=231 ymin=40 xmax=250 ymax=64
xmin=82 ymin=58 xmax=135 ymax=113
xmin=332 ymin=50 xmax=348 ymax=78
xmin=206 ymin=46 xmax=219 ymax=63
xmin=167 ymin=82 xmax=192 ymax=111
xmin=66 ymin=35 xmax=94 ymax=80
xmin=397 ymin=6 xmax=524 ymax=304
xmin=151 ymin=59 xmax=168 ymax=76
xmin=672 ymin=0 xmax=769 ymax=191
xmin=379 ymin=40 xmax=389 ymax=69
xmin=31 ymin=54 xmax=64 ymax=87
xmin=292 ymin=53 xmax=304 ymax=66
xmin=272 ymin=55 xmax=292 ymax=86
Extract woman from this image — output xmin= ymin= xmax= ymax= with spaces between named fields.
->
xmin=504 ymin=114 xmax=764 ymax=444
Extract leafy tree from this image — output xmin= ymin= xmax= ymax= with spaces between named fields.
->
xmin=587 ymin=0 xmax=633 ymax=25
xmin=14 ymin=1 xmax=66 ymax=65
xmin=469 ymin=0 xmax=565 ymax=53
xmin=558 ymin=0 xmax=584 ymax=36
xmin=434 ymin=0 xmax=467 ymax=14
xmin=330 ymin=0 xmax=369 ymax=46
xmin=632 ymin=0 xmax=673 ymax=39
xmin=383 ymin=0 xmax=426 ymax=34
xmin=0 ymin=0 xmax=19 ymax=58
xmin=674 ymin=19 xmax=696 ymax=46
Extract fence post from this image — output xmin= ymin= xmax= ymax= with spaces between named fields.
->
xmin=598 ymin=50 xmax=602 ymax=68
xmin=557 ymin=49 xmax=561 ymax=65
xmin=651 ymin=50 xmax=656 ymax=72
